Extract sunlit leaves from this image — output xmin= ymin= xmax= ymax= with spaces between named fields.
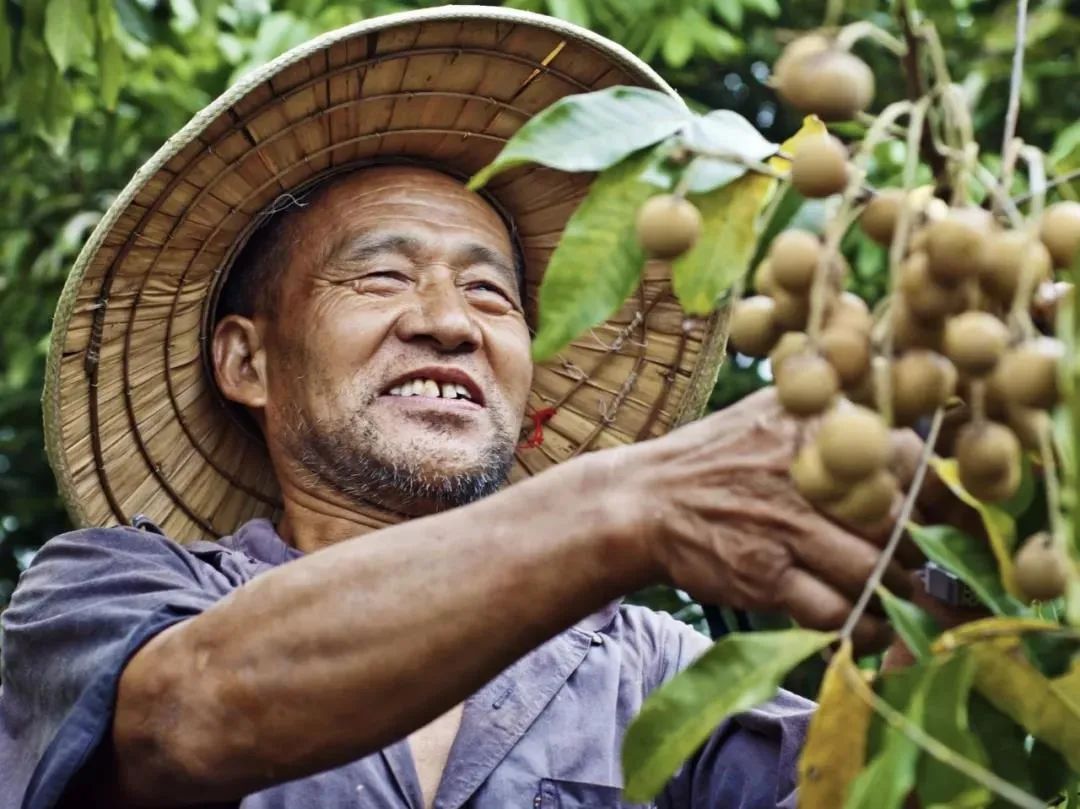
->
xmin=877 ymin=587 xmax=940 ymax=661
xmin=622 ymin=629 xmax=834 ymax=802
xmin=44 ymin=0 xmax=95 ymax=73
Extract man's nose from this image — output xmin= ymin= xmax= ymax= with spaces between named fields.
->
xmin=394 ymin=280 xmax=482 ymax=353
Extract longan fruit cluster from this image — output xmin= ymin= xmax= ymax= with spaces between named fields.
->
xmin=773 ymin=35 xmax=875 ymax=122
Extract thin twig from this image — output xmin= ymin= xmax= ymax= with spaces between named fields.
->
xmin=896 ymin=0 xmax=951 ymax=193
xmin=999 ymin=0 xmax=1030 ymax=192
xmin=1039 ymin=420 xmax=1069 ymax=558
xmin=843 ymin=666 xmax=1045 ymax=809
xmin=1013 ymin=167 xmax=1080 ymax=206
xmin=835 ymin=21 xmax=907 ymax=56
xmin=841 ymin=408 xmax=945 ymax=639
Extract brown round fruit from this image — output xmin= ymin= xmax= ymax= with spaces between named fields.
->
xmin=790 ymin=444 xmax=846 ymax=503
xmin=860 ymin=189 xmax=905 ymax=246
xmin=891 ymin=300 xmax=944 ymax=351
xmin=1007 ymin=404 xmax=1049 ymax=451
xmin=770 ymin=229 xmax=822 ymax=293
xmin=791 ymin=135 xmax=849 ymax=198
xmin=956 ymin=421 xmax=1021 ymax=485
xmin=1014 ymin=533 xmax=1069 ymax=602
xmin=817 ymin=405 xmax=891 ymax=481
xmin=977 ymin=230 xmax=1053 ymax=304
xmin=769 ymin=331 xmax=811 ymax=379
xmin=783 ymin=50 xmax=875 ymax=121
xmin=1032 ymin=281 xmax=1074 ymax=331
xmin=943 ymin=311 xmax=1009 ymax=376
xmin=635 ymin=194 xmax=703 ymax=259
xmin=891 ymin=351 xmax=957 ymax=426
xmin=773 ymin=34 xmax=831 ymax=94
xmin=776 ymin=353 xmax=839 ymax=416
xmin=962 ymin=458 xmax=1021 ymax=503
xmin=820 ymin=325 xmax=871 ymax=387
xmin=825 ymin=469 xmax=898 ymax=526
xmin=899 ymin=251 xmax=966 ymax=321
xmin=827 ymin=291 xmax=873 ymax=335
xmin=772 ymin=287 xmax=811 ymax=331
xmin=994 ymin=337 xmax=1063 ymax=410
xmin=729 ymin=296 xmax=780 ymax=358
xmin=1040 ymin=200 xmax=1080 ymax=268
xmin=925 ymin=207 xmax=994 ymax=284
xmin=754 ymin=259 xmax=778 ymax=295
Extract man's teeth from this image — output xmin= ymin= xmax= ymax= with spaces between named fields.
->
xmin=386 ymin=379 xmax=473 ymax=400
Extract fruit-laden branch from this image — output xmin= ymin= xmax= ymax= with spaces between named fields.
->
xmin=999 ymin=0 xmax=1030 ymax=191
xmin=840 ymin=408 xmax=944 ymax=640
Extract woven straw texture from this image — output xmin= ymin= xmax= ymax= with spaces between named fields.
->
xmin=44 ymin=5 xmax=730 ymax=541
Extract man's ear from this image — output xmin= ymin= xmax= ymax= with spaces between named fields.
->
xmin=212 ymin=314 xmax=268 ymax=411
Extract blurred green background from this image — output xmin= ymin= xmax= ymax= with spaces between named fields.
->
xmin=1 ymin=0 xmax=1079 ymax=619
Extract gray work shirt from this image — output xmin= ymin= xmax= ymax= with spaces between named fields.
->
xmin=0 ymin=518 xmax=814 ymax=808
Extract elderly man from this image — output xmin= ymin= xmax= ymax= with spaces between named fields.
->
xmin=1 ymin=7 xmax=930 ymax=809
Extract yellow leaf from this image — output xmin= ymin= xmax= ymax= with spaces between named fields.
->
xmin=797 ymin=640 xmax=874 ymax=808
xmin=964 ymin=635 xmax=1080 ymax=770
xmin=769 ymin=114 xmax=827 ymax=172
xmin=929 ymin=457 xmax=1021 ymax=598
xmin=932 ymin=615 xmax=1063 ymax=653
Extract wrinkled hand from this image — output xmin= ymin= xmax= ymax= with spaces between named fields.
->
xmin=625 ymin=386 xmax=926 ymax=651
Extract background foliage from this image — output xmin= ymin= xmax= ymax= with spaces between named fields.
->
xmin=1 ymin=0 xmax=1079 ymax=626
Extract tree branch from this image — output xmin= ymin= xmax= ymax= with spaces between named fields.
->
xmin=896 ymin=0 xmax=950 ymax=195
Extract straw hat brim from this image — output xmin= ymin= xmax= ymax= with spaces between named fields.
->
xmin=44 ymin=5 xmax=729 ymax=540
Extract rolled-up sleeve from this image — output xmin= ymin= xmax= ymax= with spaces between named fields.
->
xmin=656 ymin=620 xmax=816 ymax=809
xmin=0 ymin=528 xmax=238 ymax=809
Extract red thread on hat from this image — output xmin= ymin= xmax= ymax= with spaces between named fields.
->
xmin=519 ymin=407 xmax=557 ymax=449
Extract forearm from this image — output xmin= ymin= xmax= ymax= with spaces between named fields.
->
xmin=108 ymin=451 xmax=655 ymax=805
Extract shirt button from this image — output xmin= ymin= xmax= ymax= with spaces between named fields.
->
xmin=590 ymin=633 xmax=604 ymax=646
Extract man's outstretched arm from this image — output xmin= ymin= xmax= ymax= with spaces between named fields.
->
xmin=104 ymin=389 xmax=907 ymax=806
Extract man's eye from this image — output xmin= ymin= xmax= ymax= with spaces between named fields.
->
xmin=353 ymin=271 xmax=410 ymax=290
xmin=467 ymin=282 xmax=511 ymax=300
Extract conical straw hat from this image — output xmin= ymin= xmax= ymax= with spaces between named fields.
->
xmin=44 ymin=5 xmax=730 ymax=540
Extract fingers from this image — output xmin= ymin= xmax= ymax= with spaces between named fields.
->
xmin=779 ymin=567 xmax=893 ymax=652
xmin=791 ymin=512 xmax=915 ymax=600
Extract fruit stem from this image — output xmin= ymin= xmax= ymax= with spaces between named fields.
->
xmin=1017 ymin=144 xmax=1047 ymax=221
xmin=1012 ymin=167 xmax=1080 ymax=205
xmin=840 ymin=407 xmax=944 ymax=640
xmin=969 ymin=162 xmax=1025 ymax=228
xmin=823 ymin=0 xmax=844 ymax=28
xmin=843 ymin=665 xmax=1045 ymax=809
xmin=970 ymin=380 xmax=987 ymax=425
xmin=999 ymin=0 xmax=1030 ymax=195
xmin=835 ymin=21 xmax=907 ymax=56
xmin=1039 ymin=419 xmax=1068 ymax=559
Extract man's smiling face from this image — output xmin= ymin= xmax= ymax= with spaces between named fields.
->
xmin=219 ymin=166 xmax=533 ymax=513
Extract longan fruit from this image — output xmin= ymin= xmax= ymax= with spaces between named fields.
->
xmin=769 ymin=331 xmax=811 ymax=379
xmin=977 ymin=230 xmax=1053 ymax=304
xmin=773 ymin=34 xmax=831 ymax=93
xmin=1031 ymin=281 xmax=1074 ymax=331
xmin=635 ymin=194 xmax=702 ymax=258
xmin=729 ymin=296 xmax=780 ymax=358
xmin=791 ymin=135 xmax=849 ymax=198
xmin=770 ymin=229 xmax=822 ymax=293
xmin=892 ymin=300 xmax=944 ymax=352
xmin=943 ymin=311 xmax=1009 ymax=376
xmin=899 ymin=251 xmax=966 ymax=321
xmin=925 ymin=207 xmax=995 ymax=284
xmin=1007 ymin=404 xmax=1050 ymax=451
xmin=956 ymin=421 xmax=1021 ymax=485
xmin=772 ymin=287 xmax=811 ymax=331
xmin=1040 ymin=201 xmax=1080 ymax=268
xmin=820 ymin=325 xmax=871 ymax=387
xmin=860 ymin=189 xmax=905 ymax=246
xmin=963 ymin=459 xmax=1021 ymax=503
xmin=783 ymin=50 xmax=875 ymax=121
xmin=827 ymin=291 xmax=873 ymax=335
xmin=825 ymin=469 xmax=898 ymax=526
xmin=1014 ymin=532 xmax=1069 ymax=602
xmin=891 ymin=351 xmax=957 ymax=426
xmin=754 ymin=259 xmax=778 ymax=296
xmin=994 ymin=338 xmax=1062 ymax=410
xmin=790 ymin=444 xmax=846 ymax=503
xmin=776 ymin=353 xmax=839 ymax=416
xmin=817 ymin=405 xmax=891 ymax=482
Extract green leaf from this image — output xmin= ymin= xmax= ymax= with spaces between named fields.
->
xmin=966 ymin=634 xmax=1080 ymax=770
xmin=547 ymin=0 xmax=590 ymax=26
xmin=468 ymin=86 xmax=688 ymax=189
xmin=683 ymin=157 xmax=747 ymax=194
xmin=916 ymin=652 xmax=990 ymax=808
xmin=662 ymin=18 xmax=694 ymax=68
xmin=711 ymin=0 xmax=742 ymax=28
xmin=622 ymin=628 xmax=835 ymax=802
xmin=44 ymin=0 xmax=95 ymax=73
xmin=908 ymin=524 xmax=1026 ymax=615
xmin=672 ymin=168 xmax=774 ymax=314
xmin=530 ymin=150 xmax=655 ymax=361
xmin=95 ymin=0 xmax=119 ymax=41
xmin=680 ymin=110 xmax=777 ymax=163
xmin=36 ymin=69 xmax=75 ymax=155
xmin=99 ymin=37 xmax=124 ymax=109
xmin=797 ymin=640 xmax=873 ymax=808
xmin=969 ymin=693 xmax=1036 ymax=809
xmin=876 ymin=586 xmax=941 ymax=661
